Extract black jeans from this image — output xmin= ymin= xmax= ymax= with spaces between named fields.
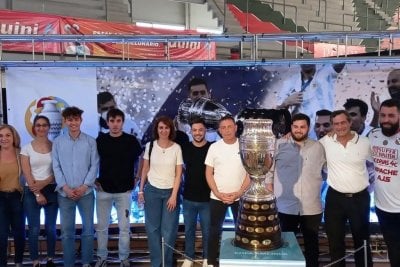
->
xmin=324 ymin=187 xmax=372 ymax=267
xmin=278 ymin=212 xmax=322 ymax=267
xmin=376 ymin=207 xmax=400 ymax=267
xmin=0 ymin=191 xmax=25 ymax=266
xmin=207 ymin=199 xmax=239 ymax=266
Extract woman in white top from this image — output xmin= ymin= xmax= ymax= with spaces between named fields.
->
xmin=138 ymin=116 xmax=183 ymax=267
xmin=21 ymin=115 xmax=57 ymax=267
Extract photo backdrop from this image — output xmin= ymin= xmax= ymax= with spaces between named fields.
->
xmin=4 ymin=62 xmax=398 ymax=223
xmin=98 ymin=63 xmax=393 ymax=142
xmin=6 ymin=67 xmax=98 ymax=145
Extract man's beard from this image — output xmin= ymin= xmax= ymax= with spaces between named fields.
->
xmin=193 ymin=136 xmax=205 ymax=143
xmin=291 ymin=132 xmax=308 ymax=142
xmin=380 ymin=121 xmax=399 ymax=137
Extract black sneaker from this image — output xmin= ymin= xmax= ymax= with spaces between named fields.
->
xmin=46 ymin=259 xmax=55 ymax=267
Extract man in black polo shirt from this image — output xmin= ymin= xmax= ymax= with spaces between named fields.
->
xmin=181 ymin=117 xmax=212 ymax=267
xmin=95 ymin=108 xmax=142 ymax=267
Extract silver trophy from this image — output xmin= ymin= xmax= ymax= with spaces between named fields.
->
xmin=177 ymin=97 xmax=231 ymax=129
xmin=234 ymin=118 xmax=282 ymax=251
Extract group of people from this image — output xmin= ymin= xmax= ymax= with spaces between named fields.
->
xmin=137 ymin=114 xmax=249 ymax=267
xmin=0 ymin=107 xmax=142 ymax=267
xmin=272 ymin=67 xmax=400 ymax=267
xmin=1 ymin=68 xmax=400 ymax=267
xmin=0 ymin=99 xmax=245 ymax=267
xmin=271 ymin=77 xmax=400 ymax=267
xmin=0 ymin=116 xmax=59 ymax=267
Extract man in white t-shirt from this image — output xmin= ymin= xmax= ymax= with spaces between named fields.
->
xmin=369 ymin=99 xmax=400 ymax=266
xmin=319 ymin=110 xmax=372 ymax=267
xmin=204 ymin=115 xmax=250 ymax=267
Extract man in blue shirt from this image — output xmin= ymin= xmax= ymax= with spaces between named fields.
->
xmin=52 ymin=106 xmax=99 ymax=267
xmin=268 ymin=113 xmax=326 ymax=267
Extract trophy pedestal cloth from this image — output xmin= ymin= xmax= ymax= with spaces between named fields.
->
xmin=221 ymin=231 xmax=305 ymax=266
xmin=234 ymin=119 xmax=282 ymax=251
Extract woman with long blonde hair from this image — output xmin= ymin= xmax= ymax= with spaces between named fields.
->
xmin=0 ymin=124 xmax=25 ymax=267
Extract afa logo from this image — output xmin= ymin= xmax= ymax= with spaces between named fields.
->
xmin=24 ymin=96 xmax=69 ymax=140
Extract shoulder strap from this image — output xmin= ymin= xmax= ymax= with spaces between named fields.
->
xmin=148 ymin=141 xmax=154 ymax=165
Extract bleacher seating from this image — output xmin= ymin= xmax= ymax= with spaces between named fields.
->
xmin=5 ymin=0 xmax=131 ymax=23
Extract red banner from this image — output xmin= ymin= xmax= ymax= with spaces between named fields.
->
xmin=0 ymin=9 xmax=215 ymax=60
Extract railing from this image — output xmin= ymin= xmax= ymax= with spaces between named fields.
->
xmin=1 ymin=31 xmax=400 ymax=67
xmin=308 ymin=20 xmax=353 ymax=31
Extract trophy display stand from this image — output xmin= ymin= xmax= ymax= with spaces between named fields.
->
xmin=234 ymin=192 xmax=282 ymax=250
xmin=235 ymin=118 xmax=283 ymax=251
xmin=220 ymin=231 xmax=305 ymax=267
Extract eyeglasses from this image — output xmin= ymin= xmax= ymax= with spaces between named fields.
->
xmin=34 ymin=123 xmax=49 ymax=128
xmin=191 ymin=90 xmax=207 ymax=97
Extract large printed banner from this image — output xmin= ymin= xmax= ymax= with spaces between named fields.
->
xmin=6 ymin=67 xmax=98 ymax=146
xmin=4 ymin=63 xmax=399 ymax=223
xmin=97 ymin=63 xmax=392 ymax=143
xmin=4 ymin=63 xmax=395 ymax=144
xmin=0 ymin=9 xmax=215 ymax=60
xmin=95 ymin=63 xmax=396 ymax=223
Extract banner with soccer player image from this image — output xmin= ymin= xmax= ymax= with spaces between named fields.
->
xmin=4 ymin=62 xmax=400 ymax=224
xmin=96 ymin=62 xmax=399 ymax=223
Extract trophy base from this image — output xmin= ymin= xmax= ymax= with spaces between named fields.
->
xmin=234 ymin=236 xmax=283 ymax=251
xmin=234 ymin=195 xmax=282 ymax=251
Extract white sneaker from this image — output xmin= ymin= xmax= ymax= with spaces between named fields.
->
xmin=120 ymin=258 xmax=130 ymax=267
xmin=94 ymin=257 xmax=107 ymax=267
xmin=202 ymin=259 xmax=208 ymax=267
xmin=181 ymin=259 xmax=193 ymax=267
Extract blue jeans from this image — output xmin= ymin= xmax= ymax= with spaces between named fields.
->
xmin=183 ymin=199 xmax=210 ymax=259
xmin=376 ymin=207 xmax=400 ymax=267
xmin=24 ymin=185 xmax=58 ymax=261
xmin=58 ymin=191 xmax=95 ymax=267
xmin=144 ymin=183 xmax=180 ymax=267
xmin=0 ymin=191 xmax=25 ymax=266
xmin=96 ymin=190 xmax=132 ymax=261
